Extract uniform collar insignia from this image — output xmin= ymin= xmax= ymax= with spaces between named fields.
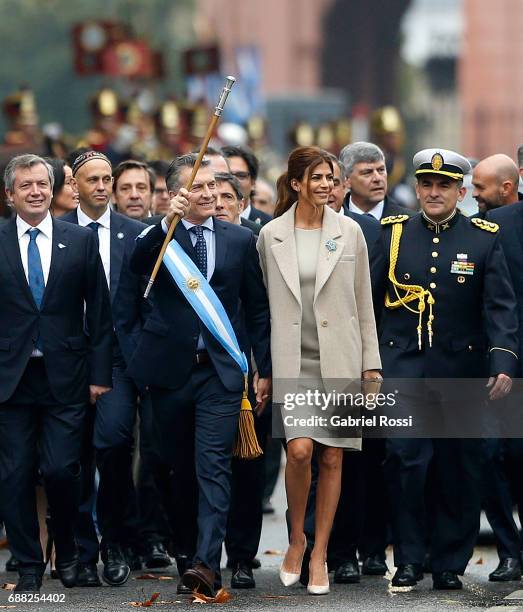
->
xmin=422 ymin=209 xmax=458 ymax=233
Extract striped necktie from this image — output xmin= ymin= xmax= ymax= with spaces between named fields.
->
xmin=190 ymin=225 xmax=207 ymax=278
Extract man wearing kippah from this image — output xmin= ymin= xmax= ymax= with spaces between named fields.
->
xmin=62 ymin=151 xmax=170 ymax=586
xmin=371 ymin=148 xmax=519 ymax=590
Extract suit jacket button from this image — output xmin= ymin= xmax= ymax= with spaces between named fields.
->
xmin=321 ymin=319 xmax=328 ymax=327
xmin=389 ymin=341 xmax=394 ymax=347
xmin=468 ymin=345 xmax=473 ymax=351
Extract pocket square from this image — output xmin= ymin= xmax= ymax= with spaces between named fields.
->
xmin=58 ymin=243 xmax=67 ymax=249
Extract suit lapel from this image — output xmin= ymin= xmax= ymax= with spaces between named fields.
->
xmin=212 ymin=219 xmax=227 ymax=282
xmin=41 ymin=219 xmax=68 ymax=309
xmin=271 ymin=204 xmax=301 ymax=306
xmin=109 ymin=211 xmax=124 ymax=301
xmin=0 ymin=218 xmax=36 ymax=307
xmin=314 ymin=207 xmax=344 ymax=304
xmin=174 ymin=222 xmax=197 ymax=263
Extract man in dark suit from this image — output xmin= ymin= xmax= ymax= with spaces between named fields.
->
xmin=0 ymin=154 xmax=112 ymax=592
xmin=63 ymin=151 xmax=169 ymax=586
xmin=128 ymin=154 xmax=271 ymax=597
xmin=340 ymin=141 xmax=416 ymax=221
xmin=483 ymin=159 xmax=523 ymax=581
xmin=221 ymin=145 xmax=272 ymax=226
xmin=212 ymin=171 xmax=264 ymax=587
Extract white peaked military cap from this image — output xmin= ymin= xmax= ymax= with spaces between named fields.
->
xmin=413 ymin=148 xmax=472 ymax=180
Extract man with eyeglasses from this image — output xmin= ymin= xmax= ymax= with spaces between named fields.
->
xmin=221 ymin=145 xmax=272 ymax=226
xmin=149 ymin=160 xmax=171 ymax=216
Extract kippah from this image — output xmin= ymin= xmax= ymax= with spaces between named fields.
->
xmin=72 ymin=150 xmax=112 ymax=176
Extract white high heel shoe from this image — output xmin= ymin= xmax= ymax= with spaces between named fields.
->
xmin=279 ymin=538 xmax=307 ymax=586
xmin=307 ymin=562 xmax=330 ymax=595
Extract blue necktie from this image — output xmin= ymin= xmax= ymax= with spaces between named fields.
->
xmin=190 ymin=225 xmax=207 ymax=278
xmin=87 ymin=221 xmax=100 ymax=244
xmin=27 ymin=228 xmax=45 ymax=309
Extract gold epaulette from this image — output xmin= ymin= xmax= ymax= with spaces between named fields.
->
xmin=471 ymin=218 xmax=499 ymax=233
xmin=381 ymin=214 xmax=410 ymax=226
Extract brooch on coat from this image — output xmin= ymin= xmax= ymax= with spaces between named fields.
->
xmin=325 ymin=239 xmax=337 ymax=259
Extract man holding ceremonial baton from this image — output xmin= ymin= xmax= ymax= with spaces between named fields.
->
xmin=128 ymin=154 xmax=271 ymax=596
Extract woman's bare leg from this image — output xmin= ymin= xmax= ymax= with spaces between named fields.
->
xmin=309 ymin=445 xmax=343 ymax=585
xmin=282 ymin=438 xmax=314 ymax=572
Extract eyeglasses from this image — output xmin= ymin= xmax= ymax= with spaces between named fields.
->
xmin=231 ymin=171 xmax=251 ymax=180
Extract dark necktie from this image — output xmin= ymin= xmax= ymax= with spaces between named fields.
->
xmin=190 ymin=225 xmax=207 ymax=278
xmin=27 ymin=228 xmax=45 ymax=309
xmin=87 ymin=221 xmax=100 ymax=245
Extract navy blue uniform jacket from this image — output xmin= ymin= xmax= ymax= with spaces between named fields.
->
xmin=370 ymin=212 xmax=518 ymax=379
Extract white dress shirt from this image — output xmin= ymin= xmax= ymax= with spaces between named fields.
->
xmin=349 ymin=197 xmax=384 ymax=221
xmin=17 ymin=212 xmax=53 ymax=285
xmin=240 ymin=203 xmax=251 ymax=220
xmin=77 ymin=206 xmax=111 ymax=287
xmin=17 ymin=212 xmax=53 ymax=356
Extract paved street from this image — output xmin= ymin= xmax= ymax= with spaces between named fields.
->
xmin=0 ymin=470 xmax=522 ymax=611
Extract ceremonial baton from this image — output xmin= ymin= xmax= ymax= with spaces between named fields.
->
xmin=143 ymin=75 xmax=236 ymax=298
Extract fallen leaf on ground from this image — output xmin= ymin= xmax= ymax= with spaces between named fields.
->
xmin=263 ymin=549 xmax=284 ymax=555
xmin=0 ymin=538 xmax=8 ymax=550
xmin=475 ymin=557 xmax=483 ymax=565
xmin=135 ymin=574 xmax=174 ymax=581
xmin=388 ymin=584 xmax=414 ymax=594
xmin=1 ymin=584 xmax=16 ymax=591
xmin=129 ymin=592 xmax=161 ymax=607
xmin=191 ymin=588 xmax=232 ymax=604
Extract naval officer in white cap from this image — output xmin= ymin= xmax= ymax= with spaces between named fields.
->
xmin=370 ymin=148 xmax=519 ymax=590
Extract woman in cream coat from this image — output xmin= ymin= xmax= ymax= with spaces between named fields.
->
xmin=257 ymin=147 xmax=381 ymax=595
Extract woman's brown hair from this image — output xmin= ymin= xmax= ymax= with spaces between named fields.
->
xmin=274 ymin=146 xmax=333 ymax=218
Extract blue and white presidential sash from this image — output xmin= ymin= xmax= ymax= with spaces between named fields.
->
xmin=162 ymin=238 xmax=249 ymax=376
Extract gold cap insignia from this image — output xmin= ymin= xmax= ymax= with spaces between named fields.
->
xmin=186 ymin=277 xmax=200 ymax=291
xmin=431 ymin=153 xmax=444 ymax=171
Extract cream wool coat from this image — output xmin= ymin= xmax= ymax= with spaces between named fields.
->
xmin=257 ymin=203 xmax=381 ymax=386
